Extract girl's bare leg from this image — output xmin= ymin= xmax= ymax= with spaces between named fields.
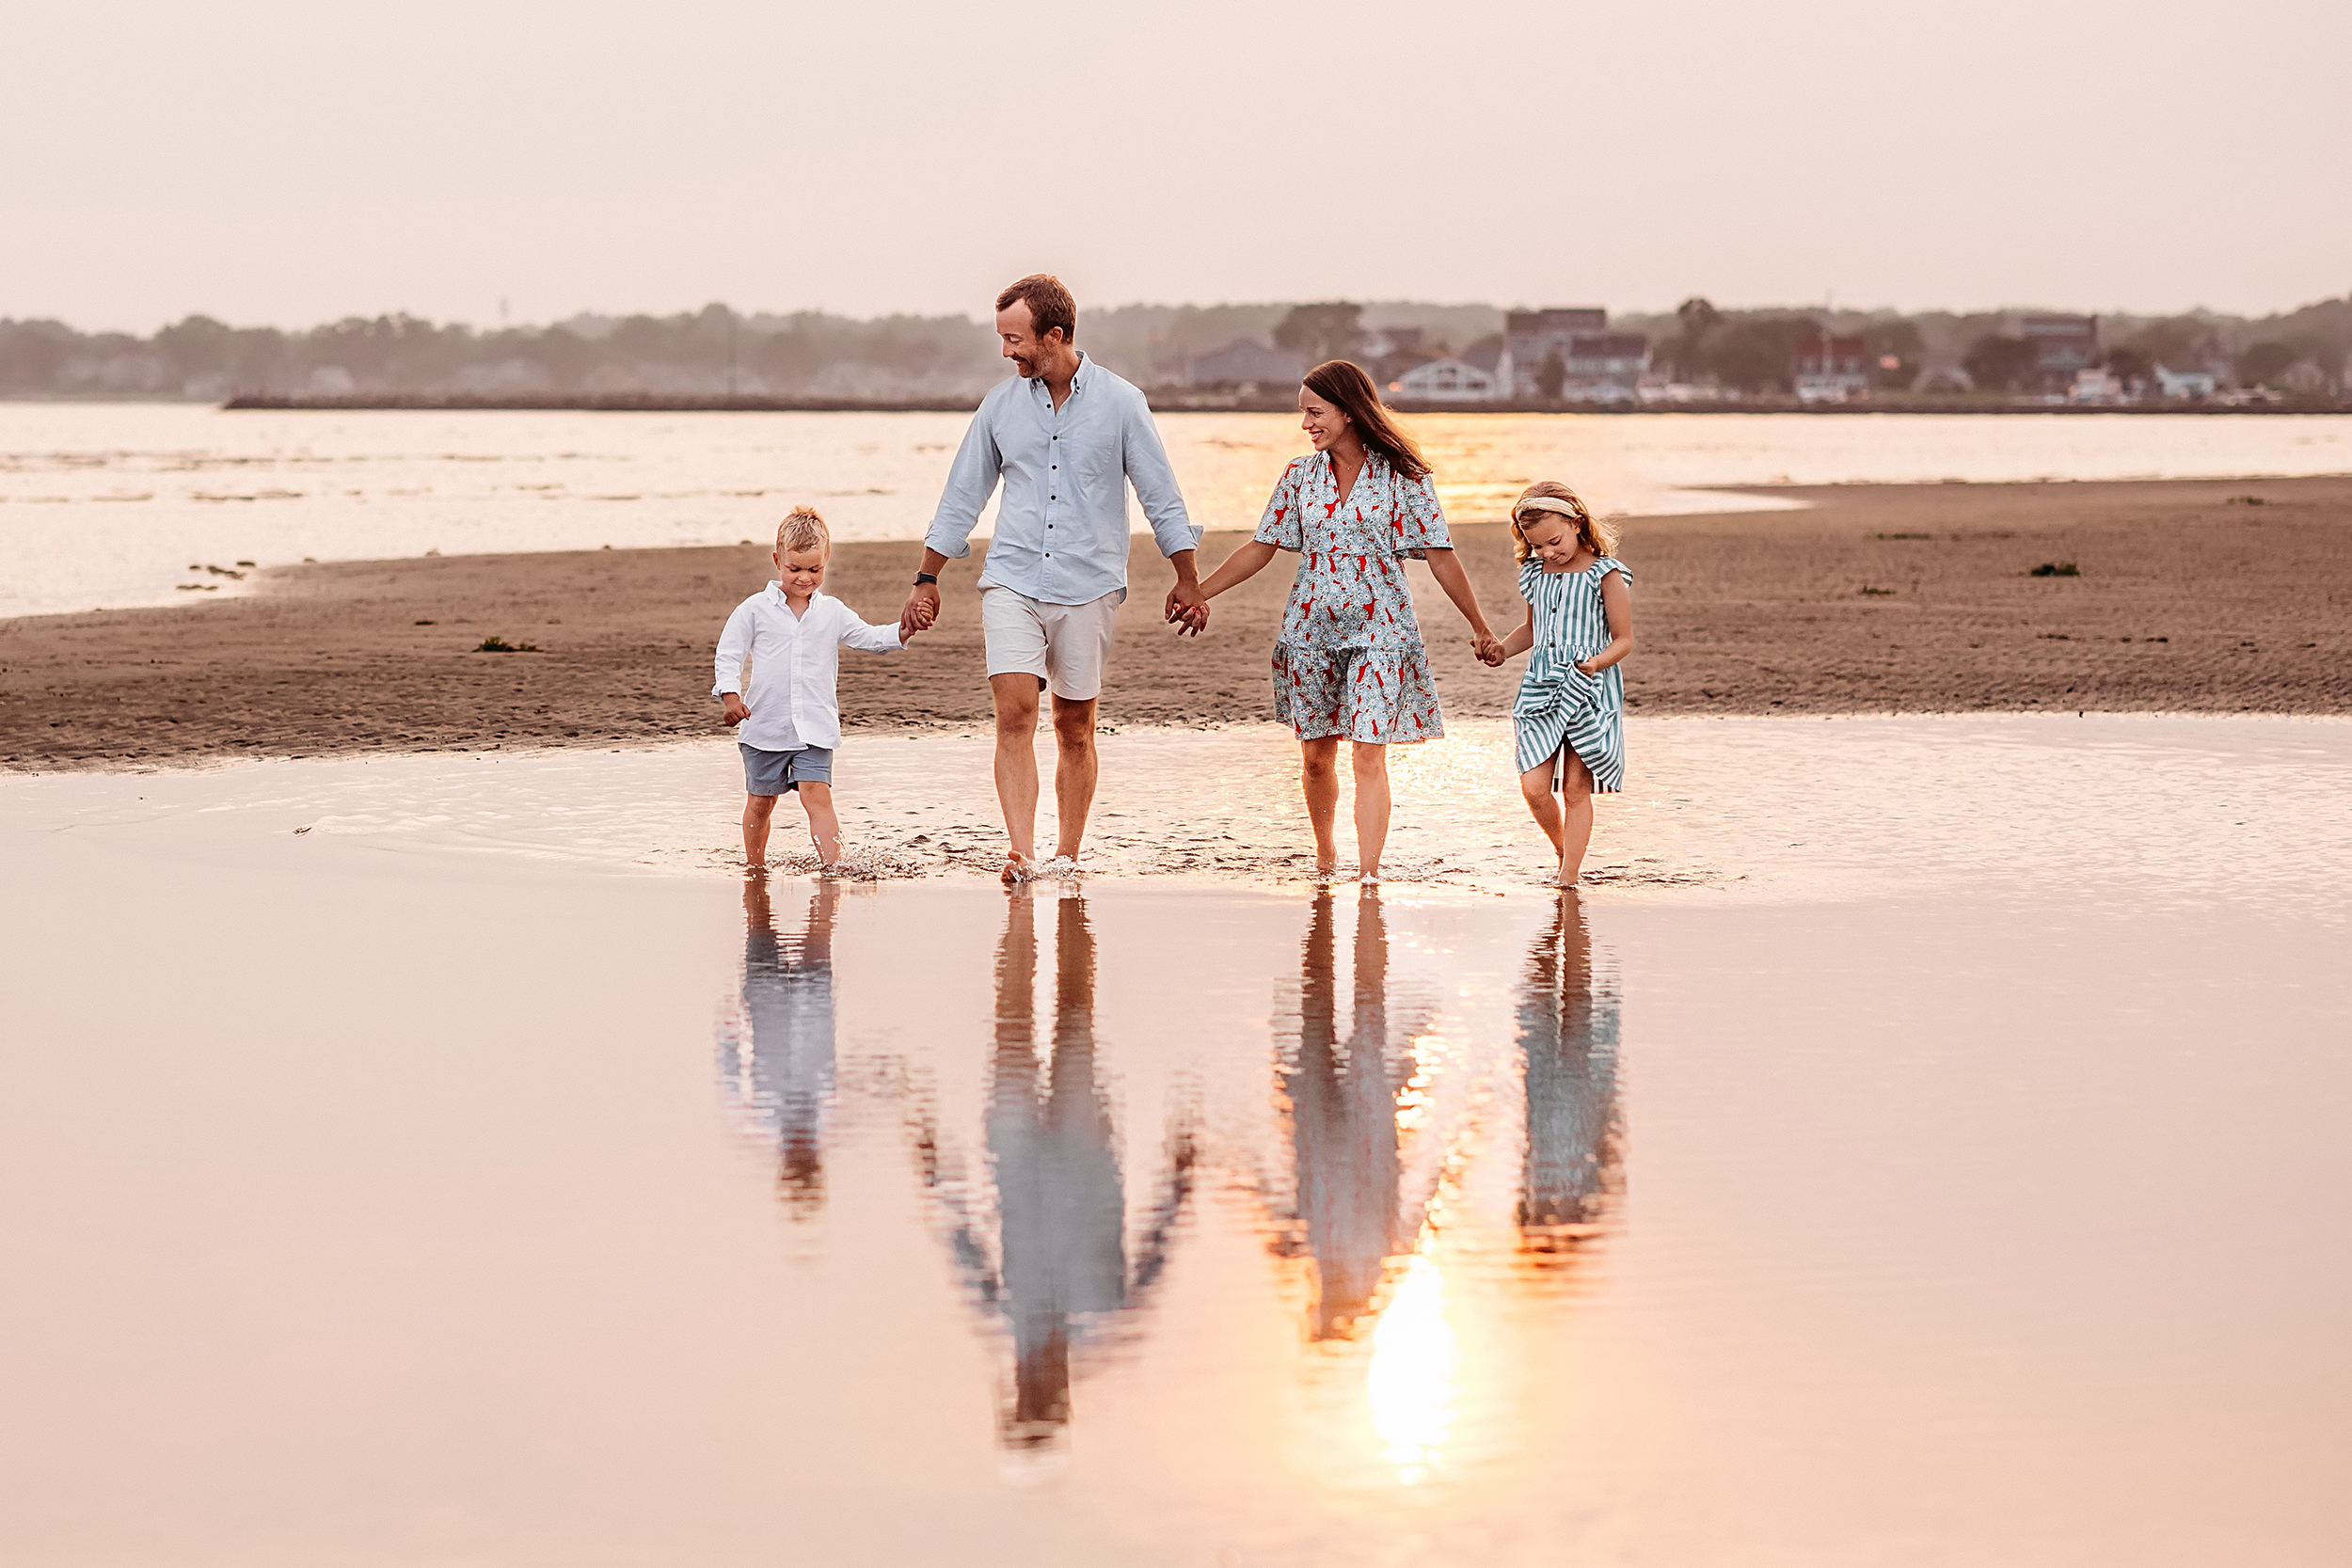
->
xmin=1300 ymin=737 xmax=1341 ymax=873
xmin=796 ymin=783 xmax=843 ymax=866
xmin=1557 ymin=751 xmax=1597 ymax=885
xmin=741 ymin=793 xmax=779 ymax=865
xmin=1519 ymin=759 xmax=1565 ymax=859
xmin=1352 ymin=741 xmax=1391 ymax=880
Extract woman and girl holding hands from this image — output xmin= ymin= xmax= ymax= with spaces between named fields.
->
xmin=716 ymin=274 xmax=1633 ymax=887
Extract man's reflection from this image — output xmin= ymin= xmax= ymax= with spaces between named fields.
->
xmin=921 ymin=888 xmax=1196 ymax=1449
xmin=1517 ymin=890 xmax=1624 ymax=1256
xmin=1284 ymin=888 xmax=1406 ymax=1339
xmin=718 ymin=874 xmax=839 ymax=1215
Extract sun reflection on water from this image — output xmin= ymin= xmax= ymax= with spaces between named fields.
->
xmin=1367 ymin=1235 xmax=1460 ymax=1483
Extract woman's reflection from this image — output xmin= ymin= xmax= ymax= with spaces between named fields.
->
xmin=1284 ymin=887 xmax=1406 ymax=1340
xmin=718 ymin=873 xmax=839 ymax=1216
xmin=1517 ymin=890 xmax=1624 ymax=1257
xmin=919 ymin=888 xmax=1196 ymax=1449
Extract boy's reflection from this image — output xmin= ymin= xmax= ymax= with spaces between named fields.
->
xmin=1518 ymin=890 xmax=1624 ymax=1255
xmin=1284 ymin=888 xmax=1405 ymax=1340
xmin=719 ymin=874 xmax=839 ymax=1215
xmin=926 ymin=889 xmax=1196 ymax=1449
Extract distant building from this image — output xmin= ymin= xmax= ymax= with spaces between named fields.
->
xmin=2016 ymin=313 xmax=2100 ymax=388
xmin=1186 ymin=339 xmax=1306 ymax=388
xmin=1502 ymin=308 xmax=1610 ymax=397
xmin=1562 ymin=334 xmax=1650 ymax=401
xmin=2278 ymin=358 xmax=2332 ymax=397
xmin=1790 ymin=328 xmax=1870 ymax=403
xmin=2068 ymin=367 xmax=2129 ymax=404
xmin=2153 ymin=365 xmax=2217 ymax=400
xmin=1390 ymin=357 xmax=1498 ymax=403
xmin=1360 ymin=326 xmax=1426 ymax=359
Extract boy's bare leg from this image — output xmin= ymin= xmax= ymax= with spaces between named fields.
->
xmin=741 ymin=793 xmax=780 ymax=866
xmin=1351 ymin=741 xmax=1391 ymax=880
xmin=992 ymin=673 xmax=1042 ymax=881
xmin=1049 ymin=694 xmax=1098 ymax=862
xmin=1557 ymin=751 xmax=1597 ymax=884
xmin=1299 ymin=737 xmax=1341 ymax=873
xmin=1519 ymin=759 xmax=1566 ymax=861
xmin=797 ymin=783 xmax=842 ymax=866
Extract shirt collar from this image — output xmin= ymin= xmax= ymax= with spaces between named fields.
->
xmin=1030 ymin=350 xmax=1090 ymax=400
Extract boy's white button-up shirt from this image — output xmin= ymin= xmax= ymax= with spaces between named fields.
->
xmin=712 ymin=585 xmax=906 ymax=752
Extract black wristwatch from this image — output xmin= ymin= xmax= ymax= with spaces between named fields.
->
xmin=914 ymin=572 xmax=938 ymax=586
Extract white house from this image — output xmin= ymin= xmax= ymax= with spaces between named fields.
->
xmin=2154 ymin=365 xmax=2217 ymax=401
xmin=1390 ymin=357 xmax=1497 ymax=403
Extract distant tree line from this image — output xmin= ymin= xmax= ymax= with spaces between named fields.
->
xmin=3 ymin=294 xmax=2346 ymax=401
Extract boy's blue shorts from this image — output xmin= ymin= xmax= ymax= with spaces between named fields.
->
xmin=740 ymin=744 xmax=834 ymax=797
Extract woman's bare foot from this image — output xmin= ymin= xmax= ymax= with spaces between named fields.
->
xmin=1001 ymin=850 xmax=1034 ymax=886
xmin=1554 ymin=861 xmax=1580 ymax=887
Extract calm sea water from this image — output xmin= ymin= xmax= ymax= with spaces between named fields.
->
xmin=4 ymin=718 xmax=2348 ymax=1563
xmin=4 ymin=403 xmax=2349 ymax=619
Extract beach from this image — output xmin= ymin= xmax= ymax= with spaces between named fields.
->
xmin=5 ymin=473 xmax=2347 ymax=770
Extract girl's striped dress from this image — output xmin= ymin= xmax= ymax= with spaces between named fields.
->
xmin=1513 ymin=557 xmax=1630 ymax=791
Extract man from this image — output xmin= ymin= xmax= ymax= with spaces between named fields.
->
xmin=901 ymin=274 xmax=1207 ymax=882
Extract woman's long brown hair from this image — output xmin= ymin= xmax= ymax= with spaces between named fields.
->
xmin=1302 ymin=359 xmax=1430 ymax=480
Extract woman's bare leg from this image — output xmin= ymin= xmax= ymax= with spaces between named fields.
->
xmin=1352 ymin=741 xmax=1391 ymax=880
xmin=796 ymin=783 xmax=842 ymax=866
xmin=1300 ymin=737 xmax=1341 ymax=873
xmin=741 ymin=793 xmax=779 ymax=865
xmin=1519 ymin=759 xmax=1565 ymax=859
xmin=1557 ymin=751 xmax=1597 ymax=885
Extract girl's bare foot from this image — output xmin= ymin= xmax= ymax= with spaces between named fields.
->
xmin=1001 ymin=850 xmax=1034 ymax=885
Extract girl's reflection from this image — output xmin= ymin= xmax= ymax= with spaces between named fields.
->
xmin=1284 ymin=888 xmax=1406 ymax=1340
xmin=1517 ymin=890 xmax=1624 ymax=1256
xmin=719 ymin=874 xmax=840 ymax=1215
xmin=923 ymin=888 xmax=1197 ymax=1449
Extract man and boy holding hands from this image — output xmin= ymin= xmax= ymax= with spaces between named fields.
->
xmin=716 ymin=273 xmax=1206 ymax=883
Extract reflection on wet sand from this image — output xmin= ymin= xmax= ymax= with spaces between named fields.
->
xmin=1281 ymin=889 xmax=1407 ymax=1341
xmin=1518 ymin=891 xmax=1625 ymax=1259
xmin=925 ymin=889 xmax=1198 ymax=1449
xmin=717 ymin=876 xmax=841 ymax=1214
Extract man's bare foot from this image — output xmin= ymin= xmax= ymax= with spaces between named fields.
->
xmin=1001 ymin=851 xmax=1034 ymax=885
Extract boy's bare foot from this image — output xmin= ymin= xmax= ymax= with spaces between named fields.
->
xmin=1001 ymin=850 xmax=1034 ymax=885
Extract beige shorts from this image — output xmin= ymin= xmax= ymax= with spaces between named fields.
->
xmin=979 ymin=586 xmax=1119 ymax=702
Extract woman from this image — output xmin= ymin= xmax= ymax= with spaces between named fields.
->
xmin=1196 ymin=359 xmax=1500 ymax=880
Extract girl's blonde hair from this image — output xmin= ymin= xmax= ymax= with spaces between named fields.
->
xmin=1508 ymin=480 xmax=1620 ymax=563
xmin=775 ymin=505 xmax=830 ymax=557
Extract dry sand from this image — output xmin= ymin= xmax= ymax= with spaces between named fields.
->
xmin=4 ymin=476 xmax=2347 ymax=771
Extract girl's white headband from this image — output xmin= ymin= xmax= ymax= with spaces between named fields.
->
xmin=1514 ymin=495 xmax=1586 ymax=522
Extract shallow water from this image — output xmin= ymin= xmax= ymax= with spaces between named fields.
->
xmin=7 ymin=404 xmax=2349 ymax=617
xmin=4 ymin=718 xmax=2349 ymax=1564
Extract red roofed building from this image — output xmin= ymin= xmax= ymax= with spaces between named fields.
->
xmin=1791 ymin=327 xmax=1870 ymax=403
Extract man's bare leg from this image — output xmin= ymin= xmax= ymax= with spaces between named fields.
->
xmin=993 ymin=673 xmax=1043 ymax=881
xmin=1049 ymin=693 xmax=1099 ymax=862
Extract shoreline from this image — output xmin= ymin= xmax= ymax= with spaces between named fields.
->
xmin=209 ymin=392 xmax=2352 ymax=417
xmin=5 ymin=475 xmax=2349 ymax=773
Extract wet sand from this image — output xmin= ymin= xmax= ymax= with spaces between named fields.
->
xmin=4 ymin=475 xmax=2348 ymax=770
xmin=6 ymin=721 xmax=2350 ymax=1564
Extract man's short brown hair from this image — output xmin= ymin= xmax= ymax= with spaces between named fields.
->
xmin=995 ymin=274 xmax=1076 ymax=343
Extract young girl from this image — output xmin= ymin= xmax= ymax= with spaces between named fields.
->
xmin=1488 ymin=482 xmax=1634 ymax=885
xmin=1195 ymin=359 xmax=1501 ymax=881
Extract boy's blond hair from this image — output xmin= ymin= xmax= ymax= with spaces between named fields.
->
xmin=775 ymin=505 xmax=830 ymax=557
xmin=1508 ymin=480 xmax=1621 ymax=563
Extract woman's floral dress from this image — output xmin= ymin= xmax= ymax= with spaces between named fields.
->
xmin=1253 ymin=451 xmax=1449 ymax=744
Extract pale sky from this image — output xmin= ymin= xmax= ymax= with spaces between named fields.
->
xmin=10 ymin=0 xmax=2346 ymax=332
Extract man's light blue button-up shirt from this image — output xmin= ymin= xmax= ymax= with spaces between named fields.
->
xmin=923 ymin=352 xmax=1198 ymax=606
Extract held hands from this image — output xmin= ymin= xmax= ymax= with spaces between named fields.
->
xmin=1473 ymin=631 xmax=1507 ymax=667
xmin=899 ymin=582 xmax=941 ymax=639
xmin=721 ymin=692 xmax=751 ymax=728
xmin=1164 ymin=580 xmax=1209 ymax=636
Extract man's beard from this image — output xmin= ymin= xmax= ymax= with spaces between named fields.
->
xmin=1011 ymin=356 xmax=1037 ymax=377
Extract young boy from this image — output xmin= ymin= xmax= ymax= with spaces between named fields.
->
xmin=714 ymin=506 xmax=912 ymax=868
